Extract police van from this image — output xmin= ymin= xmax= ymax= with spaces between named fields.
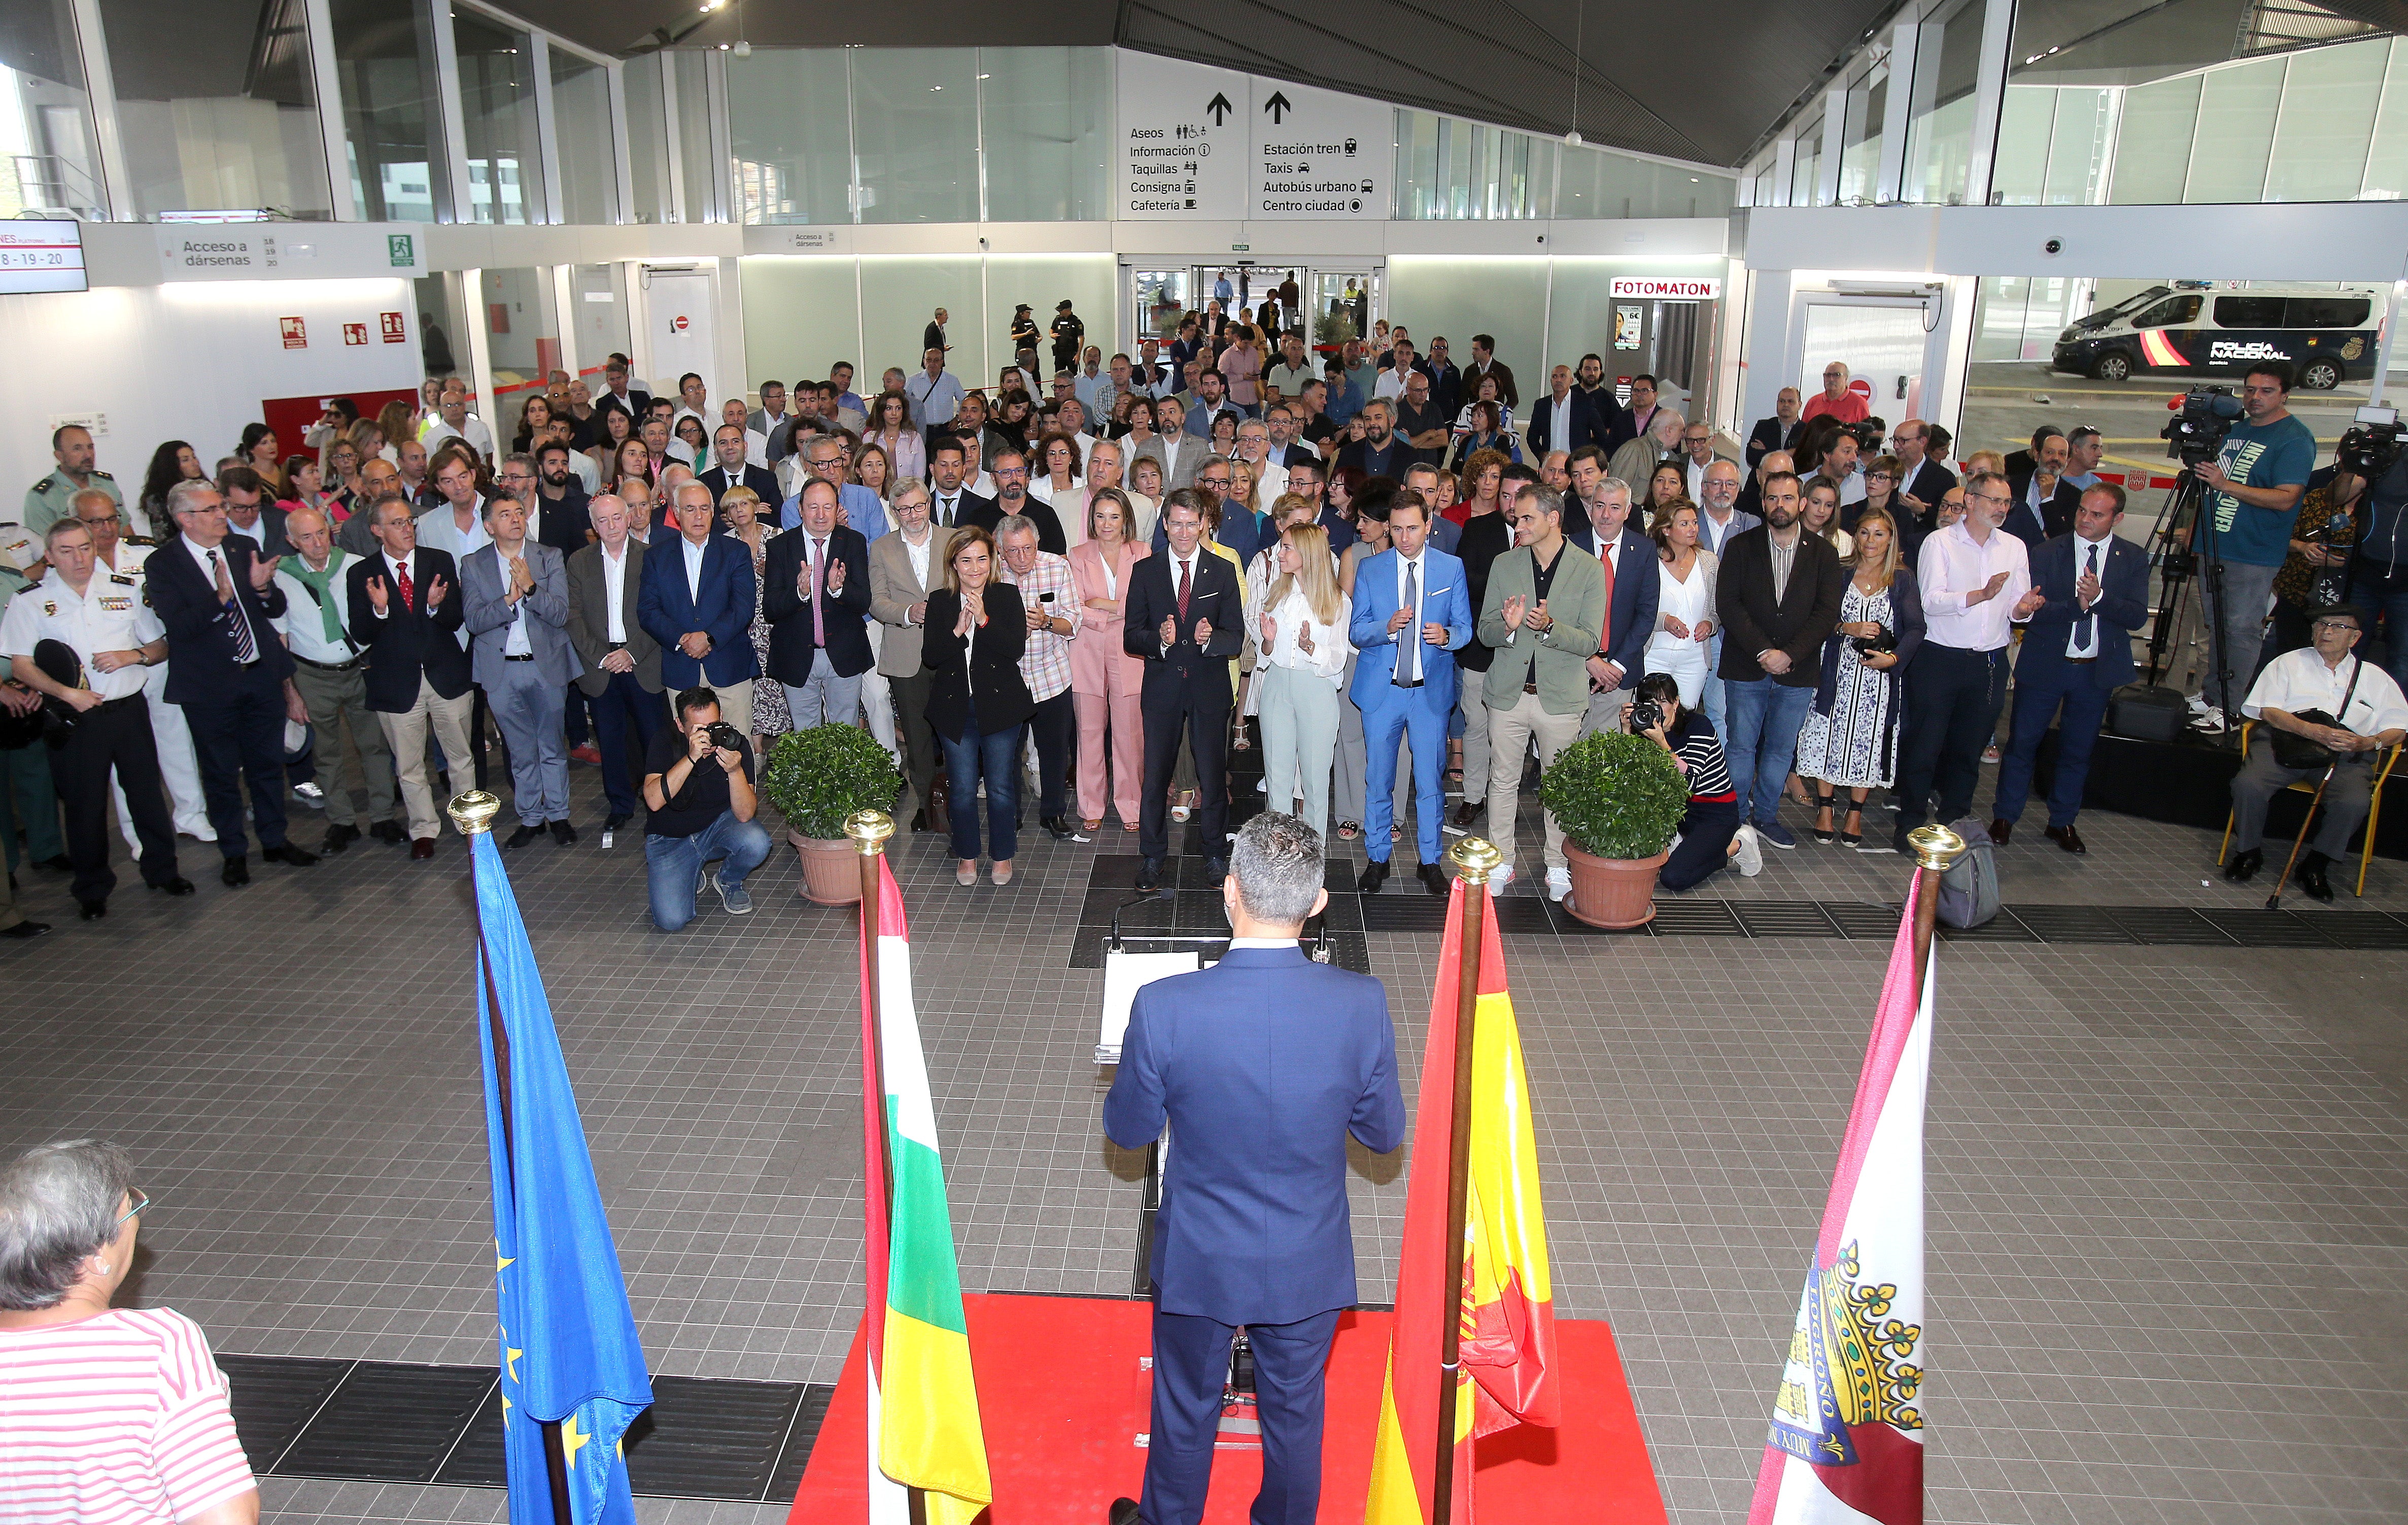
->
xmin=2050 ymin=282 xmax=2381 ymax=390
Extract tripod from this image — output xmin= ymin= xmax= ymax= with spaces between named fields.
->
xmin=2140 ymin=465 xmax=2240 ymax=748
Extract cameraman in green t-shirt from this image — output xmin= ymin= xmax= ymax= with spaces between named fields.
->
xmin=2190 ymin=359 xmax=2315 ymax=733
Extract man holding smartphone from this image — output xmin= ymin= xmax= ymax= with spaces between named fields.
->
xmin=995 ymin=515 xmax=1081 ymax=840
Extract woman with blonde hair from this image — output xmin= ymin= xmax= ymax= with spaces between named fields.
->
xmin=1124 ymin=452 xmax=1165 ymax=544
xmin=718 ymin=485 xmax=786 ymax=751
xmin=1643 ymin=502 xmax=1719 ymax=707
xmin=1067 ymin=487 xmax=1151 ymax=831
xmin=1794 ymin=505 xmax=1922 ymax=848
xmin=1255 ymin=520 xmax=1351 ymax=839
xmin=1800 ymin=477 xmax=1855 ymax=559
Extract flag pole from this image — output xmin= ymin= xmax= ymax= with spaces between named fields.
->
xmin=448 ymin=788 xmax=573 ymax=1525
xmin=1432 ymin=834 xmax=1503 ymax=1525
xmin=1902 ymin=825 xmax=1969 ymax=992
xmin=846 ymin=809 xmax=925 ymax=1525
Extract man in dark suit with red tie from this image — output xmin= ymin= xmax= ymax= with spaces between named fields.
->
xmin=1123 ymin=490 xmax=1245 ymax=892
xmin=349 ymin=494 xmax=475 ymax=859
xmin=143 ymin=479 xmax=318 ymax=886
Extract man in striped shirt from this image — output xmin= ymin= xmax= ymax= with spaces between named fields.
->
xmin=997 ymin=515 xmax=1082 ymax=842
xmin=0 ymin=1139 xmax=257 ymax=1525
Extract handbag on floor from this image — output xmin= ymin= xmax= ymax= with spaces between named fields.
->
xmin=2106 ymin=682 xmax=2188 ymax=743
xmin=1935 ymin=815 xmax=2001 ymax=929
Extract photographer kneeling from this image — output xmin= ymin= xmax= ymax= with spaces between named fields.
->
xmin=1624 ymin=671 xmax=1751 ymax=890
xmin=644 ymin=686 xmax=773 ymax=931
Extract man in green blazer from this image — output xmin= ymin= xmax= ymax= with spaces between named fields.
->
xmin=1477 ymin=482 xmax=1607 ymax=895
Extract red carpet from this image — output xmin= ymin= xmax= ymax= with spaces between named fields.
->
xmin=790 ymin=1293 xmax=1666 ymax=1523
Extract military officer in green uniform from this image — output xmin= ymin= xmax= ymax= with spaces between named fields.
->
xmin=24 ymin=424 xmax=121 ymax=538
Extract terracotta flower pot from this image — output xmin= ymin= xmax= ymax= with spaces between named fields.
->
xmin=1560 ymin=843 xmax=1666 ymax=929
xmin=792 ymin=830 xmax=863 ymax=906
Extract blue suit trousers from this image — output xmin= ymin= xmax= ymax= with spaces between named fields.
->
xmin=1359 ymin=684 xmax=1448 ymax=864
xmin=1141 ymin=1303 xmax=1339 ymax=1525
xmin=1993 ymin=662 xmax=2110 ymax=830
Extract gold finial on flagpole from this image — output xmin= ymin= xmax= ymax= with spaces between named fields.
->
xmin=1905 ymin=823 xmax=1969 ymax=873
xmin=446 ymin=790 xmax=502 ymax=837
xmin=1447 ymin=835 xmax=1503 ymax=886
xmin=845 ymin=809 xmax=896 ymax=855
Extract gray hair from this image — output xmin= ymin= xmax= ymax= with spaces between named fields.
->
xmin=0 ymin=1140 xmax=135 ymax=1309
xmin=164 ymin=478 xmax=219 ymax=521
xmin=1514 ymin=481 xmax=1565 ymax=519
xmin=993 ymin=513 xmax=1038 ymax=544
xmin=1598 ymin=475 xmax=1636 ymax=505
xmin=43 ymin=516 xmax=93 ymax=547
xmin=1229 ymin=813 xmax=1324 ymax=926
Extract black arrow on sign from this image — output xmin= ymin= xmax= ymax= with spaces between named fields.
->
xmin=1263 ymin=91 xmax=1293 ymax=124
xmin=1206 ymin=92 xmax=1234 ymax=125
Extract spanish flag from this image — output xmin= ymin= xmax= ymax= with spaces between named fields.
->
xmin=1365 ymin=882 xmax=1559 ymax=1524
xmin=859 ymin=857 xmax=992 ymax=1525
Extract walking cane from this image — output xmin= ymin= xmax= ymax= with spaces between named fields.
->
xmin=2263 ymin=757 xmax=2340 ymax=911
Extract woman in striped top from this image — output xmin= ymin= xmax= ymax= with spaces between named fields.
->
xmin=0 ymin=1140 xmax=257 ymax=1525
xmin=1626 ymin=672 xmax=1755 ymax=891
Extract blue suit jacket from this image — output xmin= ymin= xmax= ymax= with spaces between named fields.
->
xmin=2015 ymin=531 xmax=2148 ymax=691
xmin=1560 ymin=527 xmax=1660 ymax=680
xmin=636 ymin=532 xmax=759 ymax=688
xmin=1349 ymin=547 xmax=1473 ymax=712
xmin=1523 ymin=389 xmax=1609 ymax=458
xmin=1103 ymin=946 xmax=1405 ymax=1326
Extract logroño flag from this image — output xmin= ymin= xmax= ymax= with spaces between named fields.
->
xmin=1746 ymin=874 xmax=1934 ymax=1525
xmin=859 ymin=856 xmax=992 ymax=1525
xmin=1365 ymin=881 xmax=1558 ymax=1524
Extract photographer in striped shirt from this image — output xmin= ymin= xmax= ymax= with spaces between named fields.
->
xmin=1626 ymin=670 xmax=1759 ymax=890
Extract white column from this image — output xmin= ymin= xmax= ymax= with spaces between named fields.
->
xmin=301 ymin=0 xmax=356 ymax=220
xmin=64 ymin=0 xmax=129 ymax=219
xmin=659 ymin=54 xmax=686 ymax=223
xmin=431 ymin=1 xmax=472 ymax=223
xmin=1964 ymin=0 xmax=2017 ymax=206
xmin=1875 ymin=21 xmax=1917 ymax=205
xmin=1818 ymin=86 xmax=1846 ymax=206
xmin=461 ymin=268 xmax=497 ymax=441
xmin=606 ymin=62 xmax=636 ymax=223
xmin=551 ymin=264 xmax=580 ymax=378
xmin=529 ymin=32 xmax=564 ymax=225
xmin=704 ymin=49 xmax=733 ymax=223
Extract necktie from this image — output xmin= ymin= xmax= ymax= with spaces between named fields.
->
xmin=1176 ymin=556 xmax=1191 ymax=623
xmin=211 ymin=550 xmax=259 ymax=664
xmin=1596 ymin=542 xmax=1616 ymax=657
xmin=1397 ymin=560 xmax=1421 ymax=685
xmin=811 ymin=536 xmax=828 ymax=647
xmin=2074 ymin=542 xmax=2099 ymax=651
xmin=395 ymin=557 xmax=415 ymax=611
xmin=938 ymin=496 xmax=955 ymax=527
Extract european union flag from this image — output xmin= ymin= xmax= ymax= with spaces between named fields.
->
xmin=472 ymin=829 xmax=654 ymax=1525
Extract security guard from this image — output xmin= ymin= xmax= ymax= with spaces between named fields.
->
xmin=0 ymin=517 xmax=193 ymax=918
xmin=24 ymin=424 xmax=122 ymax=538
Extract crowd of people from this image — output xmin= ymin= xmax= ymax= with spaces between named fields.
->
xmin=5 ymin=307 xmax=2404 ymax=938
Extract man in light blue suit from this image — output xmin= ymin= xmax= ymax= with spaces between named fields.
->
xmin=1348 ymin=491 xmax=1472 ymax=896
xmin=461 ymin=492 xmax=584 ymax=847
xmin=1104 ymin=814 xmax=1405 ymax=1525
xmin=636 ymin=482 xmax=760 ymax=734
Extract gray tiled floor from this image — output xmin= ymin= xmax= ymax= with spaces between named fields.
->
xmin=4 ymin=760 xmax=2403 ymax=1525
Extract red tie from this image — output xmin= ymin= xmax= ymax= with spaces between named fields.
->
xmin=396 ymin=558 xmax=415 ymax=611
xmin=1176 ymin=557 xmax=1191 ymax=622
xmin=1596 ymin=541 xmax=1614 ymax=654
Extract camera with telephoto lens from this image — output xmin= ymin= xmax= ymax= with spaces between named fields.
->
xmin=2335 ymin=409 xmax=2403 ymax=479
xmin=705 ymin=721 xmax=744 ymax=752
xmin=1626 ymin=697 xmax=1664 ymax=735
xmin=2162 ymin=385 xmax=2244 ymax=467
xmin=1842 ymin=418 xmax=1885 ymax=454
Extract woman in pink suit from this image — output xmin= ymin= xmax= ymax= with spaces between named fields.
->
xmin=1068 ymin=487 xmax=1151 ymax=831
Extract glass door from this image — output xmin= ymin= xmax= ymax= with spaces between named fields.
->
xmin=1310 ymin=269 xmax=1377 ymax=353
xmin=1132 ymin=267 xmax=1192 ymax=345
xmin=1798 ymin=299 xmax=1936 ymax=423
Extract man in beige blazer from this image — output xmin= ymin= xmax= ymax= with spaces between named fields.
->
xmin=565 ymin=493 xmax=664 ymax=836
xmin=867 ymin=479 xmax=958 ymax=832
xmin=1477 ymin=481 xmax=1606 ymax=894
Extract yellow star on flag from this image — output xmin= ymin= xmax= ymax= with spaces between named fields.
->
xmin=562 ymin=1412 xmax=590 ymax=1470
xmin=506 ymin=1346 xmax=523 ymax=1383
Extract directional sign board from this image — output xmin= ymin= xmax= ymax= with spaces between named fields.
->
xmin=1118 ymin=55 xmax=1394 ymax=221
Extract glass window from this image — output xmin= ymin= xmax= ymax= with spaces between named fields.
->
xmin=850 ymin=48 xmax=978 ymax=224
xmin=1395 ymin=109 xmax=1440 ymax=219
xmin=551 ymin=51 xmax=618 ymax=225
xmin=672 ymin=51 xmax=714 ymax=223
xmin=2287 ymin=297 xmax=2373 ymax=328
xmin=1556 ymin=146 xmax=1735 ymax=218
xmin=740 ymin=256 xmax=859 ymax=390
xmin=727 ymin=47 xmax=850 ymax=224
xmin=2265 ymin=42 xmax=2386 ymax=201
xmin=623 ymin=54 xmax=668 ymax=224
xmin=1903 ymin=0 xmax=1986 ymax=205
xmin=2185 ymin=56 xmax=2283 ymax=203
xmin=1990 ymin=89 xmax=2053 ymax=206
xmin=2133 ymin=293 xmax=2200 ymax=328
xmin=2213 ymin=295 xmax=2285 ymax=328
xmin=0 ymin=0 xmax=108 ymax=219
xmin=1789 ymin=114 xmax=1822 ymax=206
xmin=327 ymin=0 xmax=441 ymax=223
xmin=2367 ymin=39 xmax=2408 ymax=200
xmin=981 ymin=47 xmax=1110 ymax=222
xmin=570 ymin=263 xmax=630 ymax=379
xmin=483 ymin=265 xmax=559 ymax=401
xmin=99 ymin=0 xmax=333 ymax=220
xmin=453 ymin=11 xmax=543 ymax=224
xmin=2108 ymin=73 xmax=2199 ymax=203
xmin=1837 ymin=71 xmax=1886 ymax=203
xmin=416 ymin=270 xmax=467 ymax=379
xmin=857 ymin=256 xmax=980 ymax=383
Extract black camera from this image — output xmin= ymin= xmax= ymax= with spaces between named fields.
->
xmin=1843 ymin=419 xmax=1885 ymax=454
xmin=705 ymin=721 xmax=744 ymax=752
xmin=1626 ymin=698 xmax=1664 ymax=735
xmin=2336 ymin=411 xmax=2404 ymax=479
xmin=2162 ymin=385 xmax=2244 ymax=467
xmin=1851 ymin=626 xmax=1898 ymax=656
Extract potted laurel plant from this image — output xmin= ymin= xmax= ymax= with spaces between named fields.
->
xmin=1539 ymin=730 xmax=1691 ymax=928
xmin=760 ymin=723 xmax=905 ymax=906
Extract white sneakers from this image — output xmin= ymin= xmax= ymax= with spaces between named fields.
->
xmin=1545 ymin=866 xmax=1571 ymax=902
xmin=2188 ymin=706 xmax=2227 ymax=735
xmin=1487 ymin=864 xmax=1516 ymax=897
xmin=1733 ymin=824 xmax=1764 ymax=877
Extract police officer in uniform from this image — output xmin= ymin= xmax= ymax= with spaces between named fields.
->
xmin=23 ymin=424 xmax=122 ymax=538
xmin=0 ymin=517 xmax=194 ymax=917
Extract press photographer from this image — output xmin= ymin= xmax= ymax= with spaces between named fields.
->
xmin=2326 ymin=408 xmax=2407 ymax=691
xmin=640 ymin=687 xmax=771 ymax=932
xmin=1624 ymin=671 xmax=1748 ymax=889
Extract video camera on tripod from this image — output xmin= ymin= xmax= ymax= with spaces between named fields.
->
xmin=2335 ymin=405 xmax=2403 ymax=479
xmin=2161 ymin=385 xmax=2244 ymax=467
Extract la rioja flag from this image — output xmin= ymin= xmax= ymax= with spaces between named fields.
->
xmin=1747 ymin=873 xmax=1933 ymax=1525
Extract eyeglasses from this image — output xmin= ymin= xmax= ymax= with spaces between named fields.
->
xmin=79 ymin=514 xmax=121 ymax=528
xmin=1967 ymin=492 xmax=2011 ymax=507
xmin=2311 ymin=618 xmax=2361 ymax=633
xmin=116 ymin=1188 xmax=150 ymax=1229
xmin=1864 ymin=471 xmax=1894 ymax=482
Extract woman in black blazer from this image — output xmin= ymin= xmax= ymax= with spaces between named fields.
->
xmin=922 ymin=527 xmax=1036 ymax=885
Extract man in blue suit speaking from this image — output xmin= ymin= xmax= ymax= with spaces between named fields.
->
xmin=1349 ymin=491 xmax=1473 ymax=897
xmin=1104 ymin=813 xmax=1406 ymax=1525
